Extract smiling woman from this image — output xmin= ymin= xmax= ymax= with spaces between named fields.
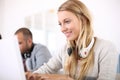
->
xmin=0 ymin=0 xmax=119 ymax=80
xmin=26 ymin=0 xmax=118 ymax=80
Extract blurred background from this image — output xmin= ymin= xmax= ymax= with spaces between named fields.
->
xmin=0 ymin=0 xmax=120 ymax=55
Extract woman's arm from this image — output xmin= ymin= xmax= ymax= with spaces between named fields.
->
xmin=26 ymin=72 xmax=74 ymax=80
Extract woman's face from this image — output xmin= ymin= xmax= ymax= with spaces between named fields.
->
xmin=58 ymin=11 xmax=82 ymax=41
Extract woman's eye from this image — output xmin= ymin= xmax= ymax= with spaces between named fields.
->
xmin=58 ymin=23 xmax=61 ymax=26
xmin=65 ymin=20 xmax=70 ymax=24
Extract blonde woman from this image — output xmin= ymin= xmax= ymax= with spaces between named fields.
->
xmin=26 ymin=0 xmax=118 ymax=80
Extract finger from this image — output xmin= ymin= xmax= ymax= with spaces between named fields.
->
xmin=29 ymin=76 xmax=35 ymax=80
xmin=36 ymin=75 xmax=41 ymax=80
xmin=25 ymin=72 xmax=30 ymax=79
xmin=26 ymin=72 xmax=34 ymax=80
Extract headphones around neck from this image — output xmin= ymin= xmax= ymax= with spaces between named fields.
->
xmin=67 ymin=38 xmax=94 ymax=58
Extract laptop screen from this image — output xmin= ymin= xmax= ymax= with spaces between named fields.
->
xmin=0 ymin=36 xmax=26 ymax=80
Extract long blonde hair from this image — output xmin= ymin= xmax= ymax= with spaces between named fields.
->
xmin=58 ymin=0 xmax=94 ymax=80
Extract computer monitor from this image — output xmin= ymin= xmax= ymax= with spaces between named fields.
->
xmin=0 ymin=36 xmax=26 ymax=80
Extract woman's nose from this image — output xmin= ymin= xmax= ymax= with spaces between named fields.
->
xmin=61 ymin=25 xmax=67 ymax=32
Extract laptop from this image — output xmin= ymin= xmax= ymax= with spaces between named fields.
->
xmin=0 ymin=36 xmax=26 ymax=80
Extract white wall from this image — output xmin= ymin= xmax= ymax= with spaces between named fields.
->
xmin=1 ymin=0 xmax=64 ymax=38
xmin=82 ymin=0 xmax=120 ymax=52
xmin=0 ymin=0 xmax=5 ymax=34
xmin=0 ymin=0 xmax=120 ymax=52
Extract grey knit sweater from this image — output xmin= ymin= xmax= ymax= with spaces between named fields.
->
xmin=34 ymin=37 xmax=118 ymax=80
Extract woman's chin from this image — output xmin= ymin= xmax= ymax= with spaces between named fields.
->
xmin=67 ymin=37 xmax=75 ymax=41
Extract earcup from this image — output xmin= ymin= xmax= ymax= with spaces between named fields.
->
xmin=67 ymin=38 xmax=94 ymax=58
xmin=79 ymin=38 xmax=94 ymax=58
xmin=79 ymin=48 xmax=89 ymax=58
xmin=67 ymin=47 xmax=75 ymax=56
xmin=67 ymin=47 xmax=73 ymax=56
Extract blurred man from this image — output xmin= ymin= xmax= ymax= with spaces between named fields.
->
xmin=15 ymin=27 xmax=51 ymax=72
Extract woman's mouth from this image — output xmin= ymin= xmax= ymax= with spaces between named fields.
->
xmin=64 ymin=31 xmax=72 ymax=38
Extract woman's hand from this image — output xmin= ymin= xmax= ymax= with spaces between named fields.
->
xmin=38 ymin=74 xmax=74 ymax=80
xmin=25 ymin=72 xmax=74 ymax=80
xmin=25 ymin=71 xmax=41 ymax=80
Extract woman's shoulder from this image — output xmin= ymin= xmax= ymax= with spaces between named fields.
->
xmin=94 ymin=37 xmax=118 ymax=58
xmin=94 ymin=37 xmax=118 ymax=56
xmin=94 ymin=37 xmax=116 ymax=49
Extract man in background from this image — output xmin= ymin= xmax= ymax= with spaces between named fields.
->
xmin=15 ymin=27 xmax=51 ymax=72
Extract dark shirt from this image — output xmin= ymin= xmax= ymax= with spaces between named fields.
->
xmin=22 ymin=43 xmax=34 ymax=72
